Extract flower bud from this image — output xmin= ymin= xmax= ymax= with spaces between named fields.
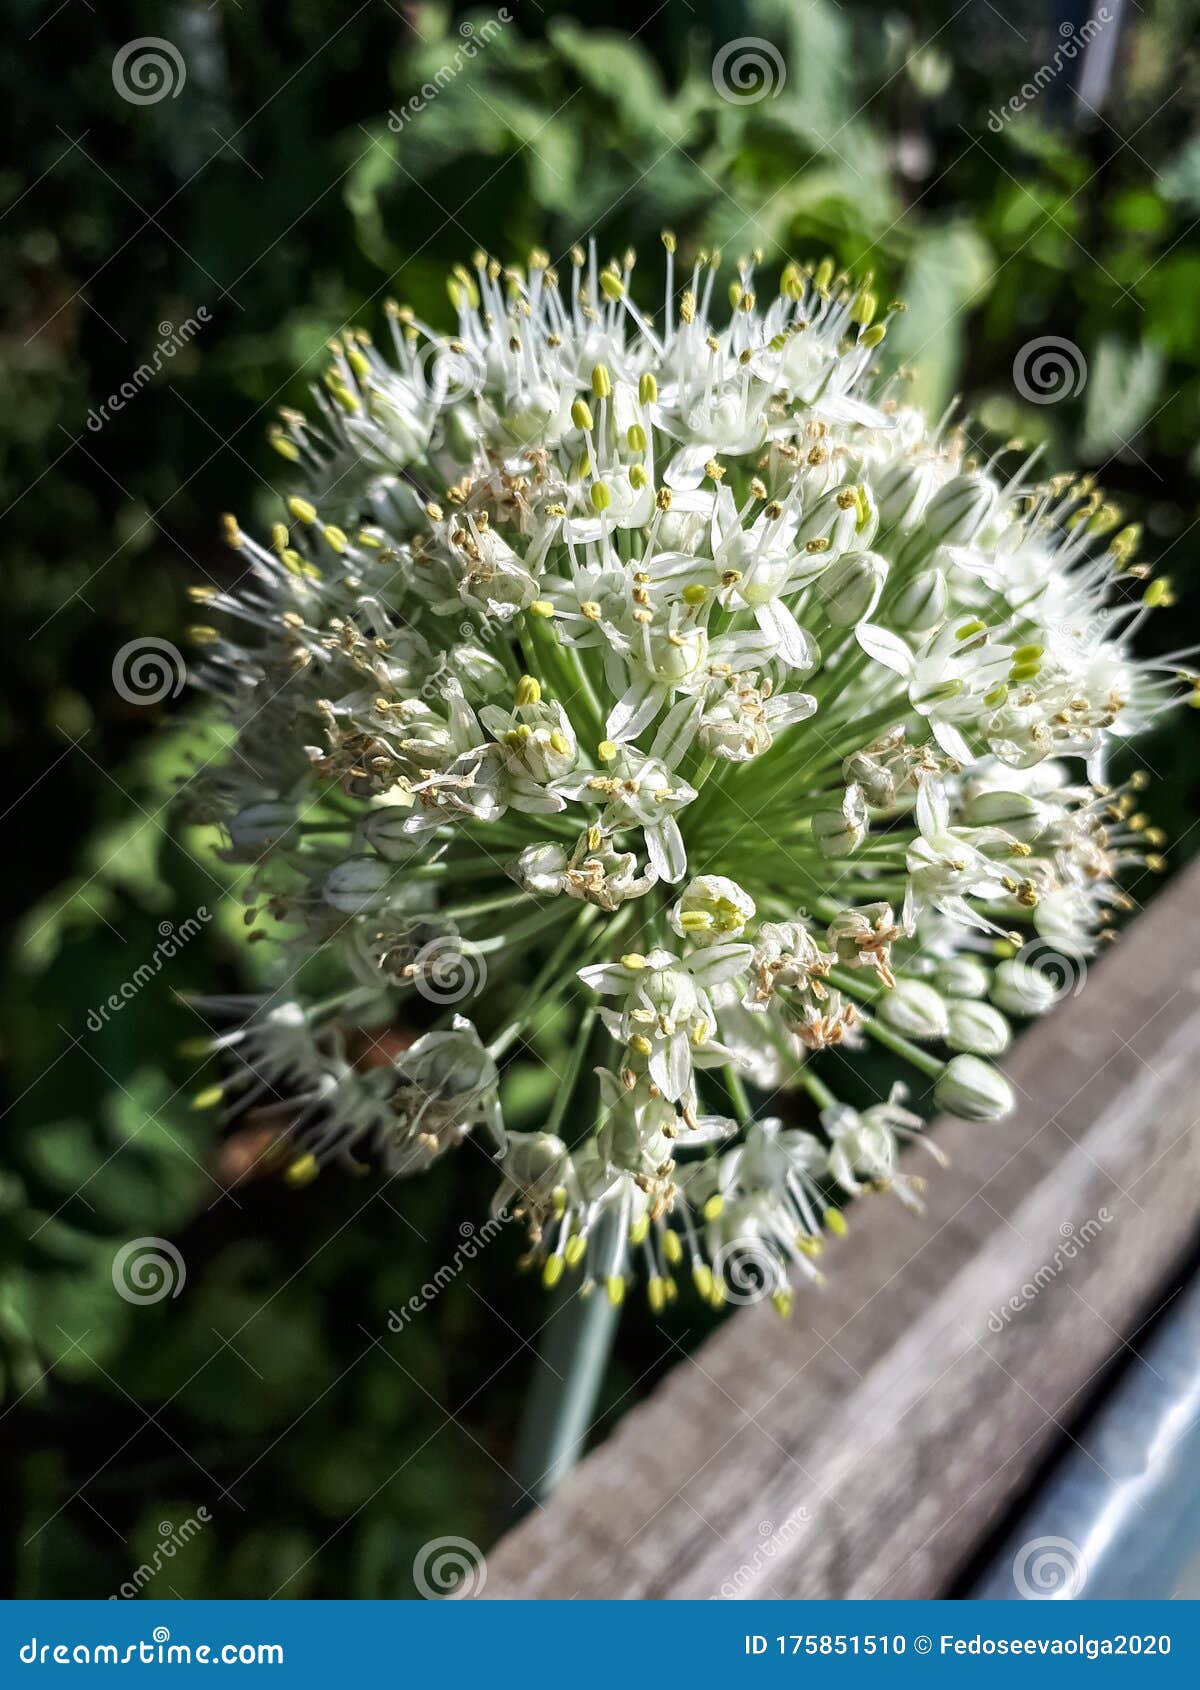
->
xmin=873 ymin=457 xmax=936 ymax=531
xmin=946 ymin=999 xmax=1011 ymax=1056
xmin=899 ymin=472 xmax=998 ymax=567
xmin=323 ymin=856 xmax=395 ymax=913
xmin=815 ymin=550 xmax=888 ymax=626
xmin=229 ymin=801 xmax=297 ymax=850
xmin=513 ymin=842 xmax=567 ymax=896
xmin=990 ymin=957 xmax=1059 ymax=1017
xmin=923 ymin=472 xmax=998 ymax=548
xmin=443 ymin=405 xmax=482 ymax=463
xmin=877 ymin=979 xmax=949 ymax=1041
xmin=962 ymin=788 xmax=1046 ymax=842
xmin=889 ymin=568 xmax=947 ymax=632
xmin=934 ymin=1053 xmax=1014 ymax=1121
xmin=934 ymin=955 xmax=990 ymax=999
xmin=811 ymin=784 xmax=867 ymax=857
xmin=361 ymin=806 xmax=425 ymax=862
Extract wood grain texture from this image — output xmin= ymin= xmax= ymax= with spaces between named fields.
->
xmin=484 ymin=861 xmax=1200 ymax=1599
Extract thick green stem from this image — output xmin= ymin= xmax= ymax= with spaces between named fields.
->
xmin=510 ymin=1223 xmax=620 ymax=1509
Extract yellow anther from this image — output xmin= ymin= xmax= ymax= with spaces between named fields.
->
xmin=285 ymin=1153 xmax=319 ymax=1189
xmin=515 ymin=675 xmax=542 ymax=708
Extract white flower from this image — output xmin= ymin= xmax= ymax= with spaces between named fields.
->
xmin=189 ymin=240 xmax=1183 ymax=1315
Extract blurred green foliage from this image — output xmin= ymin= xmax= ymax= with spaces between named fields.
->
xmin=4 ymin=0 xmax=1200 ymax=1597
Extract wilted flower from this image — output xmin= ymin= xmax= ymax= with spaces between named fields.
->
xmin=186 ymin=240 xmax=1187 ymax=1315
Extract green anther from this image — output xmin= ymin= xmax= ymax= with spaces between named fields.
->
xmin=599 ymin=269 xmax=624 ymax=301
xmin=851 ymin=289 xmax=877 ymax=327
xmin=287 ymin=496 xmax=317 ymax=525
xmin=983 ymin=683 xmax=1009 ymax=709
xmin=627 ymin=423 xmax=647 ymax=452
xmin=955 ymin=619 xmax=986 ymax=640
xmin=1009 ymin=661 xmax=1041 ymax=683
xmin=780 ymin=262 xmax=804 ymax=301
xmin=592 ymin=363 xmax=613 ymax=399
xmin=571 ymin=398 xmax=594 ymax=431
xmin=639 ymin=372 xmax=658 ymax=404
xmin=682 ymin=584 xmax=708 ymax=606
xmin=814 ymin=257 xmax=834 ymax=294
xmin=1012 ymin=643 xmax=1044 ymax=662
xmin=268 ymin=431 xmax=300 ymax=463
xmin=862 ymin=323 xmax=887 ymax=348
xmin=629 ymin=464 xmax=649 ymax=489
xmin=590 ymin=482 xmax=612 ymax=512
xmin=921 ymin=679 xmax=965 ymax=704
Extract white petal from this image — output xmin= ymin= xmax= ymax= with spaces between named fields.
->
xmin=688 ymin=943 xmax=754 ymax=987
xmin=646 ymin=818 xmax=687 ymax=883
xmin=606 ymin=677 xmax=661 ymax=743
xmin=650 ymin=694 xmax=703 ymax=769
xmin=856 ymin=623 xmax=915 ymax=676
xmin=932 ymin=716 xmax=973 ymax=762
xmin=756 ymin=599 xmax=817 ymax=672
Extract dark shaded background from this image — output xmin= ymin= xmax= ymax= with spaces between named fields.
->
xmin=3 ymin=0 xmax=1200 ymax=1597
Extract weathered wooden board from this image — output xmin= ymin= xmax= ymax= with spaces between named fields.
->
xmin=484 ymin=861 xmax=1200 ymax=1598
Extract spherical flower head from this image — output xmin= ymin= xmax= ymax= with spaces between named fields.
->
xmin=189 ymin=237 xmax=1183 ymax=1318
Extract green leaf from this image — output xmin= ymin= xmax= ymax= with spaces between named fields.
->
xmin=1081 ymin=337 xmax=1165 ymax=460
